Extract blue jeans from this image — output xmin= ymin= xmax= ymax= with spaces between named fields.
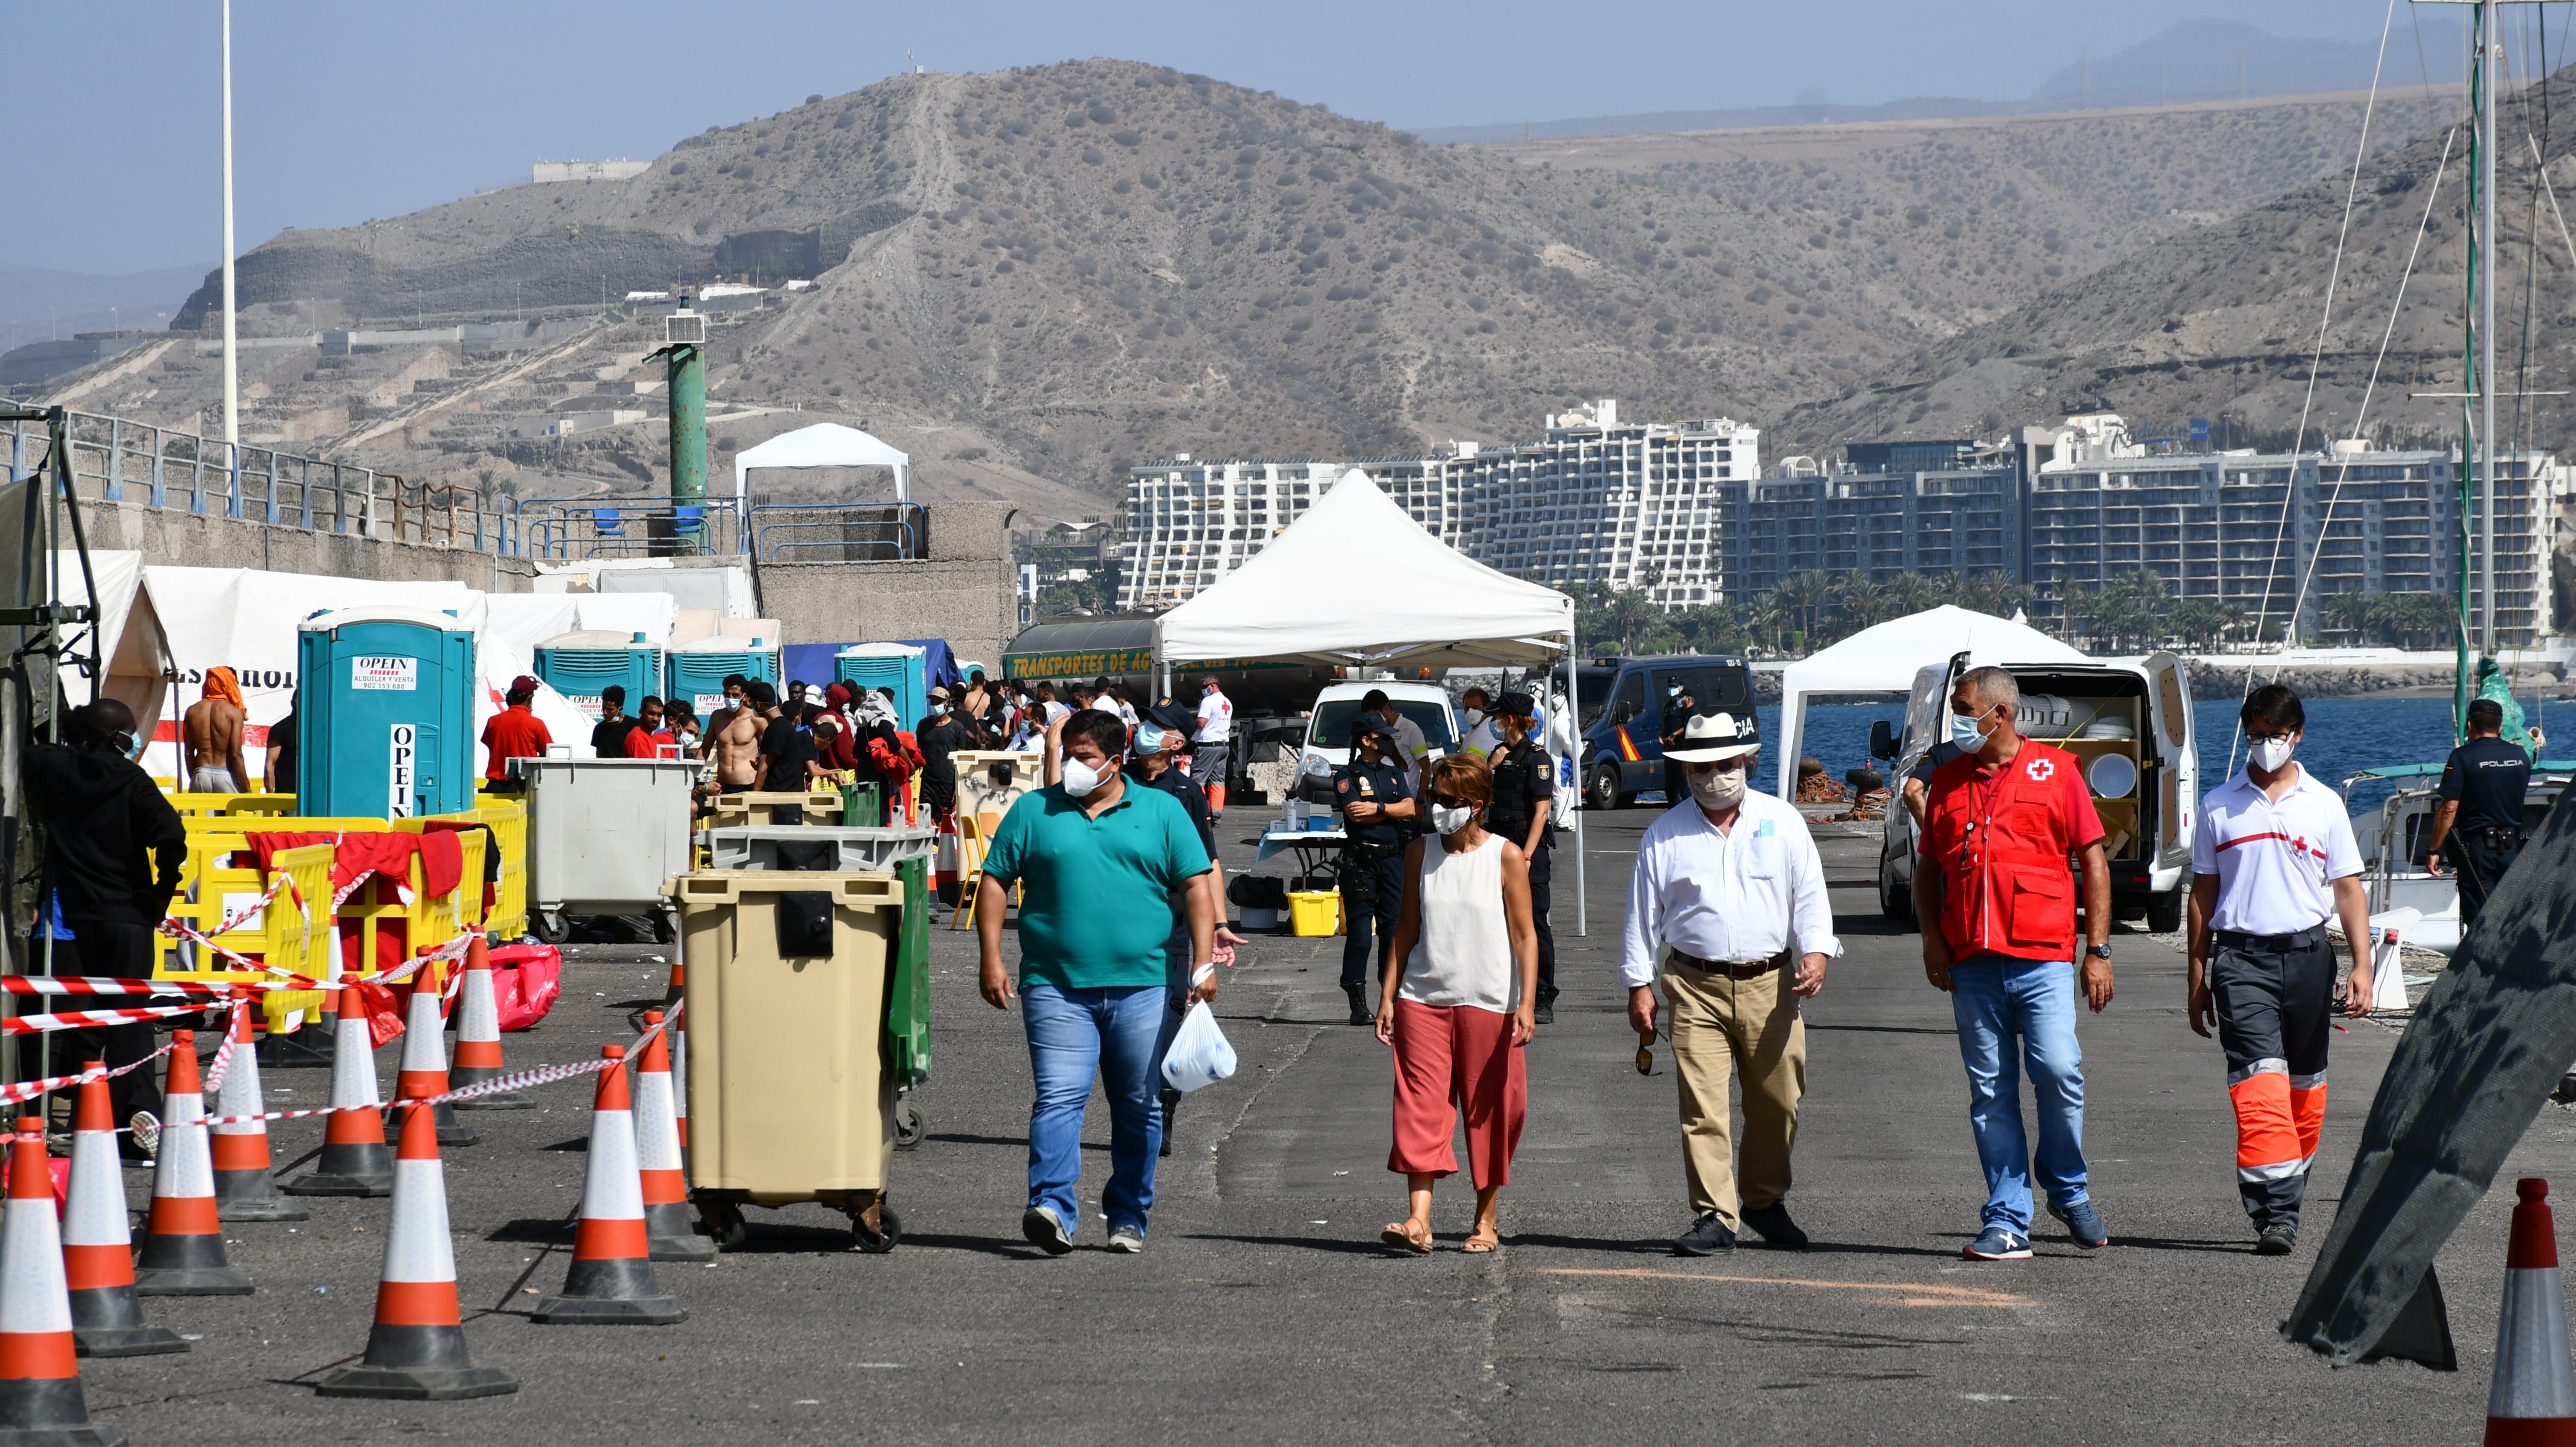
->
xmin=1948 ymin=955 xmax=2090 ymax=1232
xmin=1023 ymin=981 xmax=1169 ymax=1238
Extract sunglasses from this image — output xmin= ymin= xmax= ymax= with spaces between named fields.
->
xmin=1425 ymin=792 xmax=1475 ymax=810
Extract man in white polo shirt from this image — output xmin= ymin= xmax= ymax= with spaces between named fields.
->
xmin=2186 ymin=682 xmax=2372 ymax=1257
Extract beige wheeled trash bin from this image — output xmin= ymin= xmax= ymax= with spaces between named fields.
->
xmin=669 ymin=869 xmax=902 ymax=1251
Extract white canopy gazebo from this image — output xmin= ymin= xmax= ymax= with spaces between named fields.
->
xmin=1155 ymin=468 xmax=1595 ymax=924
xmin=1770 ymin=605 xmax=2088 ymax=797
xmin=731 ymin=422 xmax=910 ymax=504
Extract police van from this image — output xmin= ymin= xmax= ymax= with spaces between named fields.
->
xmin=1576 ymin=654 xmax=1758 ymax=810
xmin=1870 ymin=650 xmax=2196 ymax=933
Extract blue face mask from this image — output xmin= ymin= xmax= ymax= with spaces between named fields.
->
xmin=1951 ymin=708 xmax=1991 ymax=750
xmin=123 ymin=732 xmax=147 ymax=761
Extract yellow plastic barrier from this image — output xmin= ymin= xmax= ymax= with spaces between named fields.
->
xmin=444 ymin=798 xmax=526 ymax=941
xmin=171 ymin=814 xmax=486 ymax=978
xmin=166 ymin=792 xmax=300 ymax=818
xmin=708 ymin=789 xmax=845 ymax=829
xmin=156 ymin=840 xmax=335 ymax=1032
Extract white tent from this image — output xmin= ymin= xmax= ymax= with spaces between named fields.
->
xmin=1153 ymin=469 xmax=1572 ymax=668
xmin=732 ymin=422 xmax=909 ymax=504
xmin=1770 ymin=605 xmax=2088 ymax=797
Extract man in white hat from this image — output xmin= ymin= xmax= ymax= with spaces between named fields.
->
xmin=1621 ymin=711 xmax=1839 ymax=1255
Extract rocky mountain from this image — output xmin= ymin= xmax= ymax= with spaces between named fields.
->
xmin=1778 ymin=68 xmax=2576 ymax=461
xmin=57 ymin=61 xmax=2453 ymax=513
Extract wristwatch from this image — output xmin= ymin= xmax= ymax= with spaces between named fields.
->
xmin=2085 ymin=943 xmax=2113 ymax=961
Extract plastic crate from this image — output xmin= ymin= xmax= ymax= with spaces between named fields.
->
xmin=1288 ymin=890 xmax=1344 ymax=937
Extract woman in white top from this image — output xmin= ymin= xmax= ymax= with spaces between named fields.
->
xmin=1375 ymin=753 xmax=1539 ymax=1254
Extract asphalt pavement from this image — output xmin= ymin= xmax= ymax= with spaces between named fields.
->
xmin=69 ymin=805 xmax=2576 ymax=1445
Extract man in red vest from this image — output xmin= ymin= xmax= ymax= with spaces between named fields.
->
xmin=1913 ymin=666 xmax=2114 ymax=1261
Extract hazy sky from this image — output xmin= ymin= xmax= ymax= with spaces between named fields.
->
xmin=8 ymin=1 xmax=2451 ymax=276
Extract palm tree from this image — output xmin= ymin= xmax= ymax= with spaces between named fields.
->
xmin=1829 ymin=570 xmax=1897 ymax=640
xmin=2320 ymin=591 xmax=2380 ymax=644
xmin=1879 ymin=571 xmax=1949 ymax=618
xmin=1774 ymin=569 xmax=1838 ymax=646
xmin=1951 ymin=570 xmax=2031 ymax=618
xmin=2167 ymin=596 xmax=2240 ymax=651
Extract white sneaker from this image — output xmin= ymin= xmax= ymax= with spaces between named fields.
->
xmin=1106 ymin=1226 xmax=1145 ymax=1254
xmin=128 ymin=1112 xmax=160 ymax=1159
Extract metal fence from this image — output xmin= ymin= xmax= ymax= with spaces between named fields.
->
xmin=3 ymin=408 xmax=931 ymax=564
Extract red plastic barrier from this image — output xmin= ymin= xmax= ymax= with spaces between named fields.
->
xmin=0 ymin=1152 xmax=69 ymax=1218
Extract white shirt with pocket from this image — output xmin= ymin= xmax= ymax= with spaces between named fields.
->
xmin=1400 ymin=833 xmax=1518 ymax=1013
xmin=1619 ymin=789 xmax=1842 ymax=989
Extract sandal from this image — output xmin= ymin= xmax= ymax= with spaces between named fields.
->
xmin=1380 ymin=1221 xmax=1432 ymax=1255
xmin=1462 ymin=1225 xmax=1501 ymax=1254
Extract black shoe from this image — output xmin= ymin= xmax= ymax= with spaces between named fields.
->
xmin=1021 ymin=1206 xmax=1074 ymax=1256
xmin=1158 ymin=1087 xmax=1180 ymax=1158
xmin=2255 ymin=1225 xmax=2297 ymax=1256
xmin=1533 ymin=998 xmax=1555 ymax=1026
xmin=1741 ymin=1201 xmax=1809 ymax=1250
xmin=1673 ymin=1213 xmax=1736 ymax=1256
xmin=1345 ymin=986 xmax=1373 ymax=1027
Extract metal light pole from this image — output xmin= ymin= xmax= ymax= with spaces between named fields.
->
xmin=220 ymin=0 xmax=238 ymax=464
xmin=2479 ymin=1 xmax=2497 ymax=659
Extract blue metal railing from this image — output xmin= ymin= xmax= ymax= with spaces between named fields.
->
xmin=747 ymin=501 xmax=927 ymax=563
xmin=5 ymin=407 xmax=387 ymax=535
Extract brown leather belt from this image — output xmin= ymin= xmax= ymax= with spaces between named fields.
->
xmin=1671 ymin=948 xmax=1787 ymax=979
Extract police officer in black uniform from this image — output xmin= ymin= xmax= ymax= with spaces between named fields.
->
xmin=1336 ymin=714 xmax=1417 ymax=1026
xmin=1485 ymin=691 xmax=1559 ymax=1023
xmin=2424 ymin=696 xmax=2532 ymax=927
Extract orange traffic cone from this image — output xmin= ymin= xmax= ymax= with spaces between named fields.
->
xmin=312 ymin=1104 xmax=518 ymax=1401
xmin=211 ymin=989 xmax=305 ymax=1223
xmin=0 ymin=1118 xmax=123 ymax=1444
xmin=285 ymin=976 xmax=393 ymax=1197
xmin=391 ymin=955 xmax=473 ymax=1148
xmin=632 ymin=1014 xmax=712 ymax=1263
xmin=531 ymin=1047 xmax=684 ymax=1325
xmin=62 ymin=1066 xmax=184 ymax=1358
xmin=131 ymin=1031 xmax=250 ymax=1297
xmin=2486 ymin=1178 xmax=2576 ymax=1443
xmin=661 ymin=954 xmax=683 ymax=1010
xmin=448 ymin=937 xmax=529 ymax=1110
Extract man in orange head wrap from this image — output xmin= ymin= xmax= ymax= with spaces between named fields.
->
xmin=183 ymin=665 xmax=249 ymax=793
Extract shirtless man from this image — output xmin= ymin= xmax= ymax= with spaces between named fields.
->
xmin=183 ymin=666 xmax=249 ymax=793
xmin=708 ymin=680 xmax=767 ymax=792
xmin=695 ymin=674 xmax=749 ymax=761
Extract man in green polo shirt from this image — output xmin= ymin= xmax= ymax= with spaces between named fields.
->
xmin=978 ymin=708 xmax=1215 ymax=1255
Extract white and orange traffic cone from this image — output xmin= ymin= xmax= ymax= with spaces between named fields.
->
xmin=62 ymin=1066 xmax=184 ymax=1358
xmin=661 ymin=954 xmax=683 ymax=1011
xmin=2486 ymin=1177 xmax=2576 ymax=1444
xmin=448 ymin=937 xmax=528 ymax=1111
xmin=632 ymin=1014 xmax=712 ymax=1263
xmin=131 ymin=1030 xmax=250 ymax=1297
xmin=391 ymin=954 xmax=473 ymax=1148
xmin=211 ymin=989 xmax=305 ymax=1223
xmin=670 ymin=1018 xmax=689 ymax=1151
xmin=531 ymin=1047 xmax=684 ymax=1325
xmin=312 ymin=1103 xmax=518 ymax=1401
xmin=0 ymin=1117 xmax=124 ymax=1444
xmin=285 ymin=976 xmax=393 ymax=1197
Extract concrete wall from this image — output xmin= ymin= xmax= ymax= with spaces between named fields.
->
xmin=754 ymin=501 xmax=1021 ymax=664
xmin=72 ymin=495 xmax=538 ymax=590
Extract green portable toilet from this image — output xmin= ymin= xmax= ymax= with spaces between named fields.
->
xmin=666 ymin=633 xmax=779 ymax=719
xmin=835 ymin=643 xmax=927 ymax=729
xmin=534 ymin=630 xmax=663 ymax=720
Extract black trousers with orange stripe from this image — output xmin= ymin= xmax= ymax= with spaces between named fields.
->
xmin=2211 ymin=931 xmax=2336 ymax=1232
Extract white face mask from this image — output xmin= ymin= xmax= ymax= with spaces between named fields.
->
xmin=1430 ymin=803 xmax=1474 ymax=835
xmin=1062 ymin=754 xmax=1122 ymax=798
xmin=1689 ymin=767 xmax=1747 ymax=811
xmin=1951 ymin=707 xmax=1993 ymax=750
xmin=1463 ymin=708 xmax=1486 ymax=728
xmin=2250 ymin=736 xmax=2296 ymax=773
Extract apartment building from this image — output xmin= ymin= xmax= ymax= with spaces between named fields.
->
xmin=1115 ymin=400 xmax=1761 ymax=611
xmin=1719 ymin=466 xmax=2021 ymax=603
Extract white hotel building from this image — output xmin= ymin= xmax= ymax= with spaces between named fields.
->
xmin=1116 ymin=400 xmax=1760 ymax=611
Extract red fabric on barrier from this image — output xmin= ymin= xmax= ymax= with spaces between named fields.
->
xmin=488 ymin=944 xmax=562 ymax=1032
xmin=246 ymin=830 xmax=426 ymax=901
xmin=412 ymin=830 xmax=463 ymax=901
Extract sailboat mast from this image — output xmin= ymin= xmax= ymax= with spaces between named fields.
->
xmin=2479 ymin=1 xmax=2498 ymax=662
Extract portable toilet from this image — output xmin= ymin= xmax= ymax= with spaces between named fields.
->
xmin=666 ymin=632 xmax=779 ymax=719
xmin=533 ymin=630 xmax=662 ymax=720
xmin=836 ymin=642 xmax=929 ymax=729
xmin=295 ymin=605 xmax=477 ymax=819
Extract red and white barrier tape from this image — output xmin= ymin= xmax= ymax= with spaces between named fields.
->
xmin=1 ymin=1002 xmax=217 ymax=1037
xmin=0 ymin=977 xmax=232 ymax=998
xmin=200 ymin=999 xmax=248 ymax=1095
xmin=193 ymin=1003 xmax=679 ymax=1129
xmin=0 ymin=1043 xmax=178 ymax=1109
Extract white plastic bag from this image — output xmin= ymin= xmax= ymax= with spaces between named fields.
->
xmin=1160 ymin=974 xmax=1237 ymax=1095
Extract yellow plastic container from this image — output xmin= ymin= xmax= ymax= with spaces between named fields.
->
xmin=1288 ymin=890 xmax=1344 ymax=937
xmin=707 ymin=789 xmax=844 ymax=830
xmin=672 ymin=870 xmax=900 ymax=1207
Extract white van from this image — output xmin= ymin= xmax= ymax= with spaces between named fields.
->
xmin=1870 ymin=650 xmax=2196 ymax=933
xmin=1282 ymin=681 xmax=1460 ymax=824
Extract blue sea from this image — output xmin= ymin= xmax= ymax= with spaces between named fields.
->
xmin=1758 ymin=696 xmax=2547 ymax=817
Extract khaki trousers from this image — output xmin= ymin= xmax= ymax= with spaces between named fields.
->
xmin=1663 ymin=954 xmax=1807 ymax=1228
